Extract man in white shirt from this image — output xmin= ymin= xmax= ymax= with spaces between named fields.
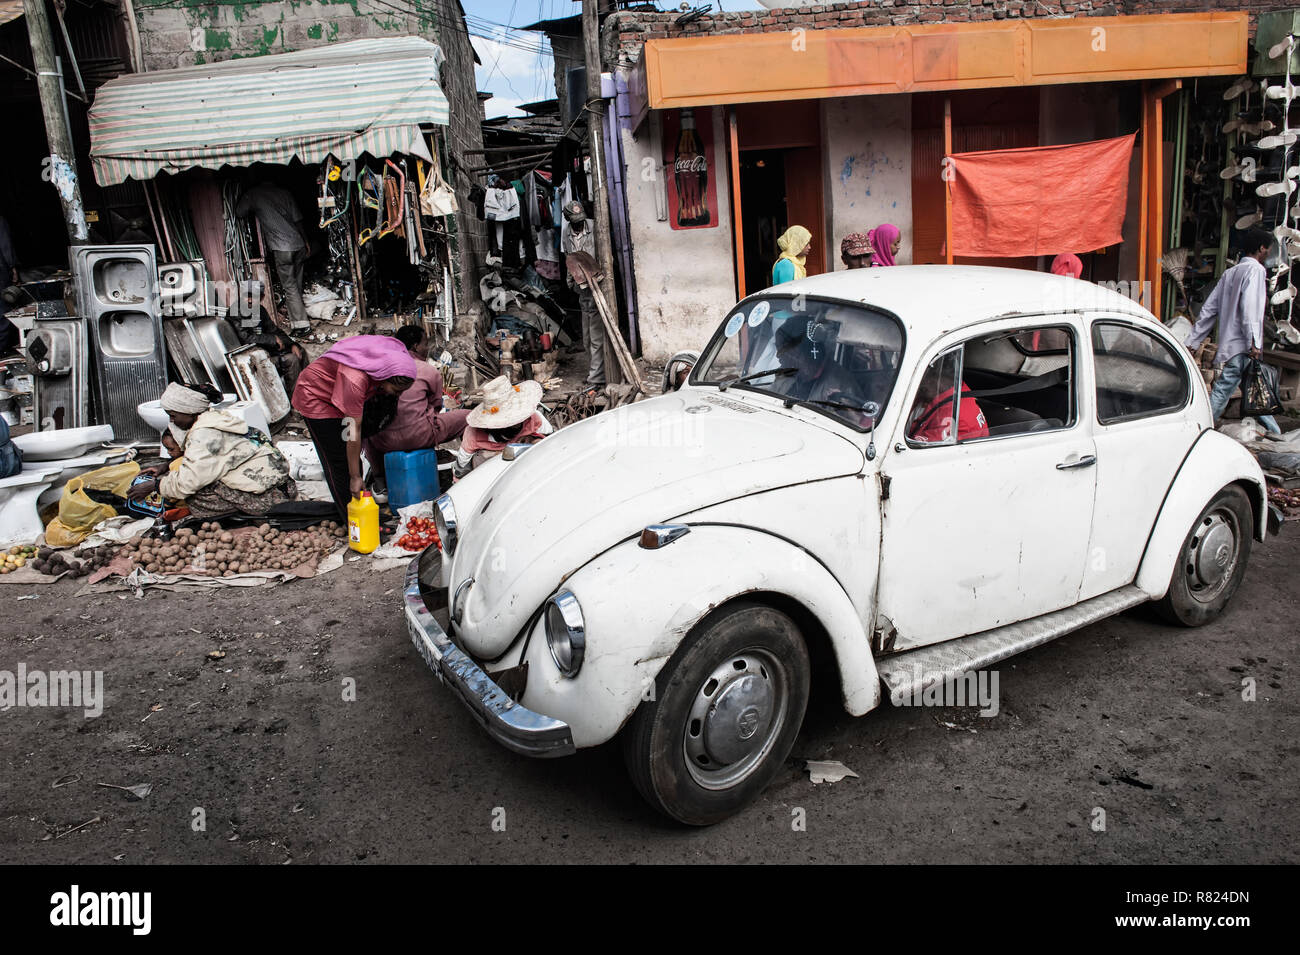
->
xmin=1184 ymin=227 xmax=1280 ymax=433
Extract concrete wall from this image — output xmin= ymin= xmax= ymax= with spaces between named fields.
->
xmin=131 ymin=0 xmax=487 ymax=310
xmin=622 ymin=107 xmax=736 ymax=362
xmin=821 ymin=94 xmax=913 ymax=269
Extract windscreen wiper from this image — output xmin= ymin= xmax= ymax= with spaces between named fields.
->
xmin=717 ymin=366 xmax=797 ymax=391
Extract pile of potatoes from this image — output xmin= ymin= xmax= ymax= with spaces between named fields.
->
xmin=30 ymin=544 xmax=117 ymax=578
xmin=119 ymin=521 xmax=345 ymax=577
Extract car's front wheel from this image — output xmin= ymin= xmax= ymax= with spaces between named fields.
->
xmin=622 ymin=601 xmax=810 ymax=826
xmin=1155 ymin=485 xmax=1254 ymax=627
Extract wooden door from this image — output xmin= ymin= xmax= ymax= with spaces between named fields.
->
xmin=783 ymin=146 xmax=826 ymax=278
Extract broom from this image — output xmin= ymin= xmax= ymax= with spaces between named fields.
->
xmin=1161 ymin=247 xmax=1193 ymax=315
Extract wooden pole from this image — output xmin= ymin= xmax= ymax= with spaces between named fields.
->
xmin=24 ymin=0 xmax=87 ymax=244
xmin=729 ymin=107 xmax=746 ymax=299
xmin=582 ymin=0 xmax=624 ymax=384
xmin=944 ymin=96 xmax=953 ymax=265
xmin=1138 ymin=82 xmax=1149 ymax=294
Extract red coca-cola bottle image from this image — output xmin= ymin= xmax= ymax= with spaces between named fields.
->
xmin=674 ymin=108 xmax=710 ymax=227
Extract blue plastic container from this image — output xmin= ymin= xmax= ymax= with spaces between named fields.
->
xmin=384 ymin=449 xmax=441 ymax=512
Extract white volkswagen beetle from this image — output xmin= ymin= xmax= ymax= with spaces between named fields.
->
xmin=404 ymin=266 xmax=1276 ymax=825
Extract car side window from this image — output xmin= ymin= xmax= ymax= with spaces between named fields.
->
xmin=907 ymin=325 xmax=1077 ymax=448
xmin=1092 ymin=321 xmax=1190 ymax=424
xmin=906 ymin=347 xmax=964 ymax=447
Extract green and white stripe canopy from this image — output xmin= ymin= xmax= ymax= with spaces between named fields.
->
xmin=89 ymin=37 xmax=449 ymax=185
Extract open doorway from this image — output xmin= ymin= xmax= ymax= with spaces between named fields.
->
xmin=740 ymin=150 xmax=786 ymax=295
xmin=738 ymin=146 xmax=826 ymax=293
xmin=732 ymin=102 xmax=826 ymax=296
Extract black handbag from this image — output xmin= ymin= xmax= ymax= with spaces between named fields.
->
xmin=1241 ymin=358 xmax=1283 ymax=417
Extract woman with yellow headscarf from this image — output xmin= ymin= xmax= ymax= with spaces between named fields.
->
xmin=771 ymin=225 xmax=813 ymax=286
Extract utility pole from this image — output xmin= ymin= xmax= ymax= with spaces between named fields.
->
xmin=26 ymin=0 xmax=88 ymax=244
xmin=581 ymin=0 xmax=624 ymax=383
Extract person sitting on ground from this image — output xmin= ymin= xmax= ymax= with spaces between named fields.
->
xmin=128 ymin=383 xmax=297 ymax=519
xmin=0 ymin=414 xmax=22 ymax=479
xmin=362 ymin=325 xmax=471 ymax=480
xmin=460 ymin=376 xmax=549 ymax=471
xmin=907 ymin=362 xmax=988 ymax=444
xmin=840 ymin=232 xmax=875 ymax=270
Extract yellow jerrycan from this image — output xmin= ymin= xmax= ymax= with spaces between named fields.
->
xmin=347 ymin=492 xmax=380 ymax=554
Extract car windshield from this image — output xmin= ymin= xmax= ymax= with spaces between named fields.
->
xmin=693 ymin=296 xmax=905 ymax=430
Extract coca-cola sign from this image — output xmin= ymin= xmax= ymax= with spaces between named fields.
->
xmin=664 ymin=107 xmax=718 ymax=231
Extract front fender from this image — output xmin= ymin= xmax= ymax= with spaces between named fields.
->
xmin=1135 ymin=429 xmax=1267 ymax=599
xmin=513 ymin=526 xmax=880 ymax=749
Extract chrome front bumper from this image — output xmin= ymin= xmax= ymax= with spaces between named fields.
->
xmin=404 ymin=555 xmax=576 ymax=758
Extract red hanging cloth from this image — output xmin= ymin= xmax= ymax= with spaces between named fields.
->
xmin=949 ymin=132 xmax=1137 ymax=258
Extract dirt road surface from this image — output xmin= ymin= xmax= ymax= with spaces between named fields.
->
xmin=3 ymin=526 xmax=1296 ymax=864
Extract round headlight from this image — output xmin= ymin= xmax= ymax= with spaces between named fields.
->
xmin=545 ymin=590 xmax=585 ymax=678
xmin=434 ymin=494 xmax=457 ymax=556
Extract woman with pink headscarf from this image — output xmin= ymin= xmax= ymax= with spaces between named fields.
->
xmin=868 ymin=224 xmax=902 ymax=267
xmin=1050 ymin=253 xmax=1084 ymax=279
xmin=292 ymin=335 xmax=417 ymax=517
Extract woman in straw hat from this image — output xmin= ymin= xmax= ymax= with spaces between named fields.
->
xmin=461 ymin=376 xmax=549 ymax=470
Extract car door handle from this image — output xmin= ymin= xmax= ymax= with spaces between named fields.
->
xmin=1056 ymin=454 xmax=1097 ymax=470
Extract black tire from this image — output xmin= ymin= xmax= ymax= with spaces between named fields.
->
xmin=621 ymin=601 xmax=811 ymax=826
xmin=1155 ymin=485 xmax=1254 ymax=627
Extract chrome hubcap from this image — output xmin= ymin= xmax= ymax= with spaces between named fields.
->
xmin=1185 ymin=510 xmax=1239 ymax=603
xmin=683 ymin=649 xmax=788 ymax=790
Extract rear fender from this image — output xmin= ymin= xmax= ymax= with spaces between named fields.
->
xmin=1135 ymin=430 xmax=1267 ymax=599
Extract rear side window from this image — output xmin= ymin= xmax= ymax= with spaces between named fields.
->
xmin=1092 ymin=322 xmax=1190 ymax=424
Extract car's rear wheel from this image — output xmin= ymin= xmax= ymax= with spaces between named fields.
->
xmin=1155 ymin=485 xmax=1253 ymax=627
xmin=621 ymin=601 xmax=810 ymax=826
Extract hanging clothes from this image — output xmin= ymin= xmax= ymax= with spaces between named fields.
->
xmin=484 ymin=186 xmax=519 ymax=222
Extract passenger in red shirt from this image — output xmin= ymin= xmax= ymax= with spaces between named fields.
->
xmin=908 ymin=381 xmax=989 ymax=444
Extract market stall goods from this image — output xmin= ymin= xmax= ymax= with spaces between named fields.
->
xmin=1 ymin=545 xmax=36 ymax=574
xmin=117 ymin=521 xmax=345 ymax=576
xmin=29 ymin=544 xmax=117 ymax=578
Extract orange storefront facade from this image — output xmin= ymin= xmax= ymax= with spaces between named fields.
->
xmin=613 ymin=10 xmax=1253 ymax=360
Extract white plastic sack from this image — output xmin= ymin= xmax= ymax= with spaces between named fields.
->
xmin=277 ymin=441 xmax=325 ymax=481
xmin=372 ymin=500 xmax=438 ymax=559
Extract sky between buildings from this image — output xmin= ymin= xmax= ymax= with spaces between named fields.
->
xmin=469 ymin=0 xmax=767 ymax=117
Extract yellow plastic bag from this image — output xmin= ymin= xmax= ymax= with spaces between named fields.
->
xmin=44 ymin=476 xmax=119 ymax=547
xmin=78 ymin=461 xmax=141 ymax=498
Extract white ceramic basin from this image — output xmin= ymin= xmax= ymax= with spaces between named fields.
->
xmin=11 ymin=424 xmax=115 ymax=461
xmin=137 ymin=393 xmax=247 ymax=434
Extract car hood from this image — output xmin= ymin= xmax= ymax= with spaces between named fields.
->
xmin=451 ymin=390 xmax=864 ymax=658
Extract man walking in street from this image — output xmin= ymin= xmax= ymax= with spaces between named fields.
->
xmin=236 ymin=181 xmax=311 ymax=332
xmin=1185 ymin=227 xmax=1281 ymax=434
xmin=561 ymin=200 xmax=606 ymax=388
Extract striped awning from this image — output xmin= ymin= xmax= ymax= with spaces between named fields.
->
xmin=89 ymin=37 xmax=449 ymax=185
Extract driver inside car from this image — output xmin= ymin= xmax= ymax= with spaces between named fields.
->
xmin=769 ymin=316 xmax=861 ymax=403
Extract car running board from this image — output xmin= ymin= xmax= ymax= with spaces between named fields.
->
xmin=877 ymin=585 xmax=1150 ymax=706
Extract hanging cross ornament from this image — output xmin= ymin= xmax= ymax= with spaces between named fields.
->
xmin=806 ymin=320 xmax=822 ymax=359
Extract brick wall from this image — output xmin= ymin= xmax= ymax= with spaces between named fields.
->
xmin=604 ymin=0 xmax=1290 ymax=65
xmin=131 ymin=0 xmax=486 ymax=304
